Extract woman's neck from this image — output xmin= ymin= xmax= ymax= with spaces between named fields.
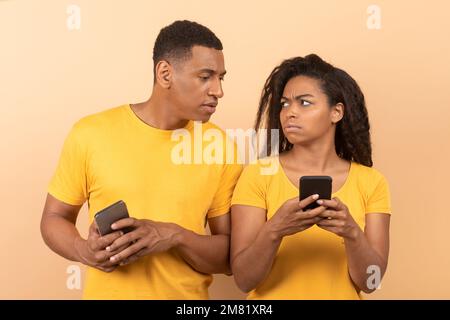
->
xmin=282 ymin=142 xmax=346 ymax=174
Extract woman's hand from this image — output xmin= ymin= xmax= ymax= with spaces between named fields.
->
xmin=267 ymin=194 xmax=326 ymax=241
xmin=316 ymin=197 xmax=361 ymax=240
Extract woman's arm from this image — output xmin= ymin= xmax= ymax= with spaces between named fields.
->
xmin=231 ymin=195 xmax=325 ymax=292
xmin=230 ymin=205 xmax=280 ymax=292
xmin=344 ymin=213 xmax=390 ymax=293
xmin=316 ymin=198 xmax=390 ymax=293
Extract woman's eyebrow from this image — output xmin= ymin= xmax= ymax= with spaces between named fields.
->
xmin=281 ymin=94 xmax=314 ymax=100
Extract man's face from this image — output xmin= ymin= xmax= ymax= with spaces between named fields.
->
xmin=169 ymin=45 xmax=225 ymax=122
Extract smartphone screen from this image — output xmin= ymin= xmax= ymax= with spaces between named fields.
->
xmin=299 ymin=176 xmax=332 ymax=210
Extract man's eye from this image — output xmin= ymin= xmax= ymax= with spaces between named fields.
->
xmin=200 ymin=76 xmax=210 ymax=81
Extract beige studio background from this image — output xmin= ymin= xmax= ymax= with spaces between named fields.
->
xmin=1 ymin=0 xmax=449 ymax=299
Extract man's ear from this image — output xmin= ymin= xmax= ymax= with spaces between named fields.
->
xmin=155 ymin=60 xmax=172 ymax=89
xmin=331 ymin=102 xmax=345 ymax=124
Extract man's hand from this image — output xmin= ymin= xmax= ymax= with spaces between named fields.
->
xmin=105 ymin=218 xmax=182 ymax=266
xmin=74 ymin=221 xmax=126 ymax=272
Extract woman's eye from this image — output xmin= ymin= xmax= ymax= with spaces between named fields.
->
xmin=301 ymin=99 xmax=311 ymax=106
xmin=280 ymin=101 xmax=289 ymax=108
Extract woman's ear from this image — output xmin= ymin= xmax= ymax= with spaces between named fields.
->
xmin=331 ymin=103 xmax=345 ymax=124
xmin=155 ymin=60 xmax=172 ymax=89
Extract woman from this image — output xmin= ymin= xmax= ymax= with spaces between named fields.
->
xmin=230 ymin=54 xmax=391 ymax=299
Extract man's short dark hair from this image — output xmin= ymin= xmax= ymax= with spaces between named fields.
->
xmin=153 ymin=20 xmax=223 ymax=72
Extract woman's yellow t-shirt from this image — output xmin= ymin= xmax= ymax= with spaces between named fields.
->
xmin=231 ymin=157 xmax=391 ymax=300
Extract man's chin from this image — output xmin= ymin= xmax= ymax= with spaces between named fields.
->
xmin=192 ymin=113 xmax=212 ymax=123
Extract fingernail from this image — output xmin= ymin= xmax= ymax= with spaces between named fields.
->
xmin=111 ymin=224 xmax=117 ymax=229
xmin=317 ymin=200 xmax=323 ymax=205
xmin=110 ymin=256 xmax=116 ymax=262
xmin=119 ymin=231 xmax=124 ymax=236
xmin=106 ymin=246 xmax=111 ymax=252
xmin=313 ymin=194 xmax=319 ymax=200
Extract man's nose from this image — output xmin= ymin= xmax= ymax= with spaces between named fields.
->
xmin=209 ymin=78 xmax=224 ymax=99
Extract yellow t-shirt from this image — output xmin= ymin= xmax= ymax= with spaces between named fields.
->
xmin=48 ymin=105 xmax=243 ymax=299
xmin=231 ymin=157 xmax=391 ymax=300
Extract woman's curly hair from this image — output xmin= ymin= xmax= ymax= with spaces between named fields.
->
xmin=255 ymin=54 xmax=373 ymax=167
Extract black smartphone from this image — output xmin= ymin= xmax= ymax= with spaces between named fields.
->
xmin=299 ymin=176 xmax=332 ymax=210
xmin=94 ymin=200 xmax=133 ymax=236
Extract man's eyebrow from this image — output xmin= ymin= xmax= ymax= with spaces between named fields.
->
xmin=281 ymin=94 xmax=314 ymax=100
xmin=198 ymin=68 xmax=227 ymax=76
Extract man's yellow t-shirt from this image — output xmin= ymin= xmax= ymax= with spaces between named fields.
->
xmin=48 ymin=105 xmax=242 ymax=299
xmin=231 ymin=157 xmax=391 ymax=300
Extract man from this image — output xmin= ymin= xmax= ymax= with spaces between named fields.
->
xmin=41 ymin=20 xmax=242 ymax=299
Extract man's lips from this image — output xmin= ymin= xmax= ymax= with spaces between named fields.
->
xmin=202 ymin=102 xmax=217 ymax=107
xmin=201 ymin=103 xmax=217 ymax=114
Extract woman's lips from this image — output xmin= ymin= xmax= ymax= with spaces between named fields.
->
xmin=284 ymin=125 xmax=302 ymax=132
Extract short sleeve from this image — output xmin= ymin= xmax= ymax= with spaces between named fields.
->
xmin=231 ymin=163 xmax=267 ymax=210
xmin=48 ymin=122 xmax=89 ymax=206
xmin=365 ymin=171 xmax=391 ymax=214
xmin=207 ymin=162 xmax=243 ymax=218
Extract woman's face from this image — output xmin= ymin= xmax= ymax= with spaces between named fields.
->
xmin=279 ymin=75 xmax=342 ymax=146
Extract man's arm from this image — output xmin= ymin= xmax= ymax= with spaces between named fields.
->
xmin=175 ymin=213 xmax=231 ymax=274
xmin=41 ymin=194 xmax=84 ymax=261
xmin=107 ymin=214 xmax=231 ymax=275
xmin=41 ymin=193 xmax=124 ymax=272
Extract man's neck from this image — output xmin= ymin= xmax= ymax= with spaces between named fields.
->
xmin=130 ymin=94 xmax=188 ymax=130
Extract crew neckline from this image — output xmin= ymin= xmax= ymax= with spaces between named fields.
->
xmin=277 ymin=156 xmax=355 ymax=197
xmin=125 ymin=104 xmax=194 ymax=136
